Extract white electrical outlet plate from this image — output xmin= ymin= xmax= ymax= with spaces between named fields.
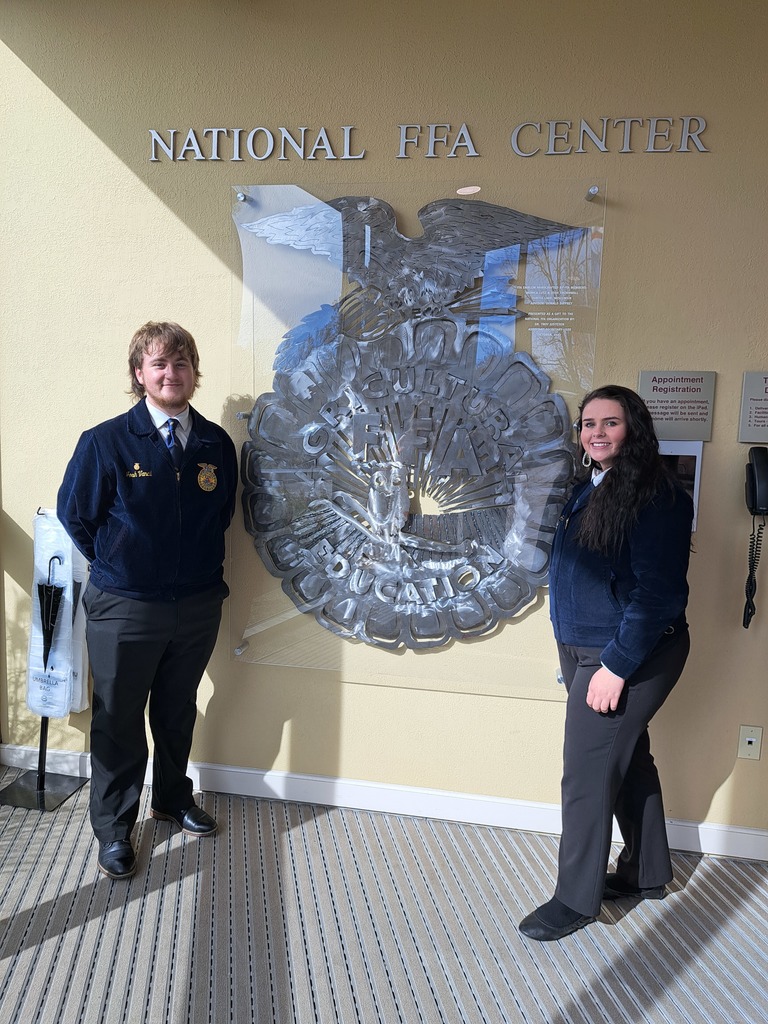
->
xmin=738 ymin=725 xmax=763 ymax=760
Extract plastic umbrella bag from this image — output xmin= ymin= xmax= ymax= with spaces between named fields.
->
xmin=27 ymin=510 xmax=89 ymax=717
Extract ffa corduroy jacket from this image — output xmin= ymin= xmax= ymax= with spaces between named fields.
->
xmin=548 ymin=477 xmax=693 ymax=679
xmin=57 ymin=399 xmax=237 ymax=601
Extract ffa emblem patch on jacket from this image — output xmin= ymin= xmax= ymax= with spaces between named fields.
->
xmin=197 ymin=463 xmax=217 ymax=492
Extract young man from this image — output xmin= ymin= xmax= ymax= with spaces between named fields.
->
xmin=58 ymin=322 xmax=238 ymax=879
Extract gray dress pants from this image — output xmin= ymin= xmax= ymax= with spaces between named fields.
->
xmin=554 ymin=629 xmax=690 ymax=917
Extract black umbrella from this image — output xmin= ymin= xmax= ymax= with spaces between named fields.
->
xmin=72 ymin=579 xmax=82 ymax=626
xmin=37 ymin=555 xmax=64 ymax=671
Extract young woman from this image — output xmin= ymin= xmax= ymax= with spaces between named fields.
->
xmin=519 ymin=385 xmax=694 ymax=941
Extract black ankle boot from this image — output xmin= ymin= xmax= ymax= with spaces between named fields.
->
xmin=518 ymin=897 xmax=595 ymax=941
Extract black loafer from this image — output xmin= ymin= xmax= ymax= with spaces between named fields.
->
xmin=603 ymin=873 xmax=667 ymax=901
xmin=98 ymin=839 xmax=136 ymax=880
xmin=518 ymin=899 xmax=595 ymax=941
xmin=150 ymin=805 xmax=217 ymax=836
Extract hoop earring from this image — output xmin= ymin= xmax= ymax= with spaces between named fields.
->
xmin=581 ymin=449 xmax=592 ymax=468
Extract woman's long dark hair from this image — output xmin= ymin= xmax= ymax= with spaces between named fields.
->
xmin=575 ymin=385 xmax=675 ymax=554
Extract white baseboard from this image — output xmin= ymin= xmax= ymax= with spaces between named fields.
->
xmin=3 ymin=742 xmax=766 ymax=862
xmin=1 ymin=744 xmax=92 ymax=780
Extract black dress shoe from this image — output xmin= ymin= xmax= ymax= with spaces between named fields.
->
xmin=98 ymin=840 xmax=136 ymax=880
xmin=150 ymin=804 xmax=217 ymax=836
xmin=518 ymin=897 xmax=595 ymax=941
xmin=603 ymin=873 xmax=667 ymax=901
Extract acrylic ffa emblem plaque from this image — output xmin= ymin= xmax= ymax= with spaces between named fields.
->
xmin=238 ymin=195 xmax=576 ymax=649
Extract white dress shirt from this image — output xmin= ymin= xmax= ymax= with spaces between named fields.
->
xmin=145 ymin=400 xmax=191 ymax=449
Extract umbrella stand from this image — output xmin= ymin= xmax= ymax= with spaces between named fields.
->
xmin=0 ymin=716 xmax=88 ymax=811
xmin=1 ymin=552 xmax=88 ymax=810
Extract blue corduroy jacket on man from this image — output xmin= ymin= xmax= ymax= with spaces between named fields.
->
xmin=57 ymin=399 xmax=238 ymax=601
xmin=548 ymin=477 xmax=693 ymax=679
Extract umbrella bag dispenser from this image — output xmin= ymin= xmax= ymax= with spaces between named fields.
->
xmin=0 ymin=509 xmax=89 ymax=810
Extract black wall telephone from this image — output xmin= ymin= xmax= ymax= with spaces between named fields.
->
xmin=743 ymin=446 xmax=768 ymax=627
xmin=746 ymin=445 xmax=768 ymax=515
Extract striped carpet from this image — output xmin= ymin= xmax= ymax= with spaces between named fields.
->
xmin=0 ymin=768 xmax=766 ymax=1024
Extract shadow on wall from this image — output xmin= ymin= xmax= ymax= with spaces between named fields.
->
xmin=1 ymin=3 xmax=387 ymax=279
xmin=194 ymin=395 xmax=344 ymax=805
xmin=0 ymin=508 xmax=33 ymax=747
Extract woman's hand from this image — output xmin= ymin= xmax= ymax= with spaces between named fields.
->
xmin=586 ymin=666 xmax=626 ymax=713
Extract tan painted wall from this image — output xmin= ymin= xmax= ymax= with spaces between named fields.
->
xmin=2 ymin=1 xmax=767 ymax=830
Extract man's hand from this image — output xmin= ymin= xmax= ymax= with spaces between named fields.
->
xmin=586 ymin=666 xmax=625 ymax=713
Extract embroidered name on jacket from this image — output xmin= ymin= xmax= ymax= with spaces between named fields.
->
xmin=125 ymin=462 xmax=152 ymax=479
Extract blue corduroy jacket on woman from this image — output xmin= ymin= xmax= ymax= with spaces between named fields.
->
xmin=548 ymin=477 xmax=694 ymax=679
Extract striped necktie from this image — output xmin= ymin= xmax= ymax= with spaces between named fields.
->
xmin=165 ymin=418 xmax=183 ymax=470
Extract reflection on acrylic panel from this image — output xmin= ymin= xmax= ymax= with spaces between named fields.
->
xmin=234 ymin=189 xmax=601 ymax=650
xmin=526 ymin=226 xmax=602 ymax=398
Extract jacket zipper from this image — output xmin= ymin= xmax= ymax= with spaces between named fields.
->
xmin=172 ymin=464 xmax=182 ymax=595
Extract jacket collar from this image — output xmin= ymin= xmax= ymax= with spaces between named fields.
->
xmin=566 ymin=477 xmax=594 ymax=516
xmin=126 ymin=398 xmax=217 ymax=445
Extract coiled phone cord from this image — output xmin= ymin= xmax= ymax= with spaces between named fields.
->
xmin=743 ymin=516 xmax=765 ymax=628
